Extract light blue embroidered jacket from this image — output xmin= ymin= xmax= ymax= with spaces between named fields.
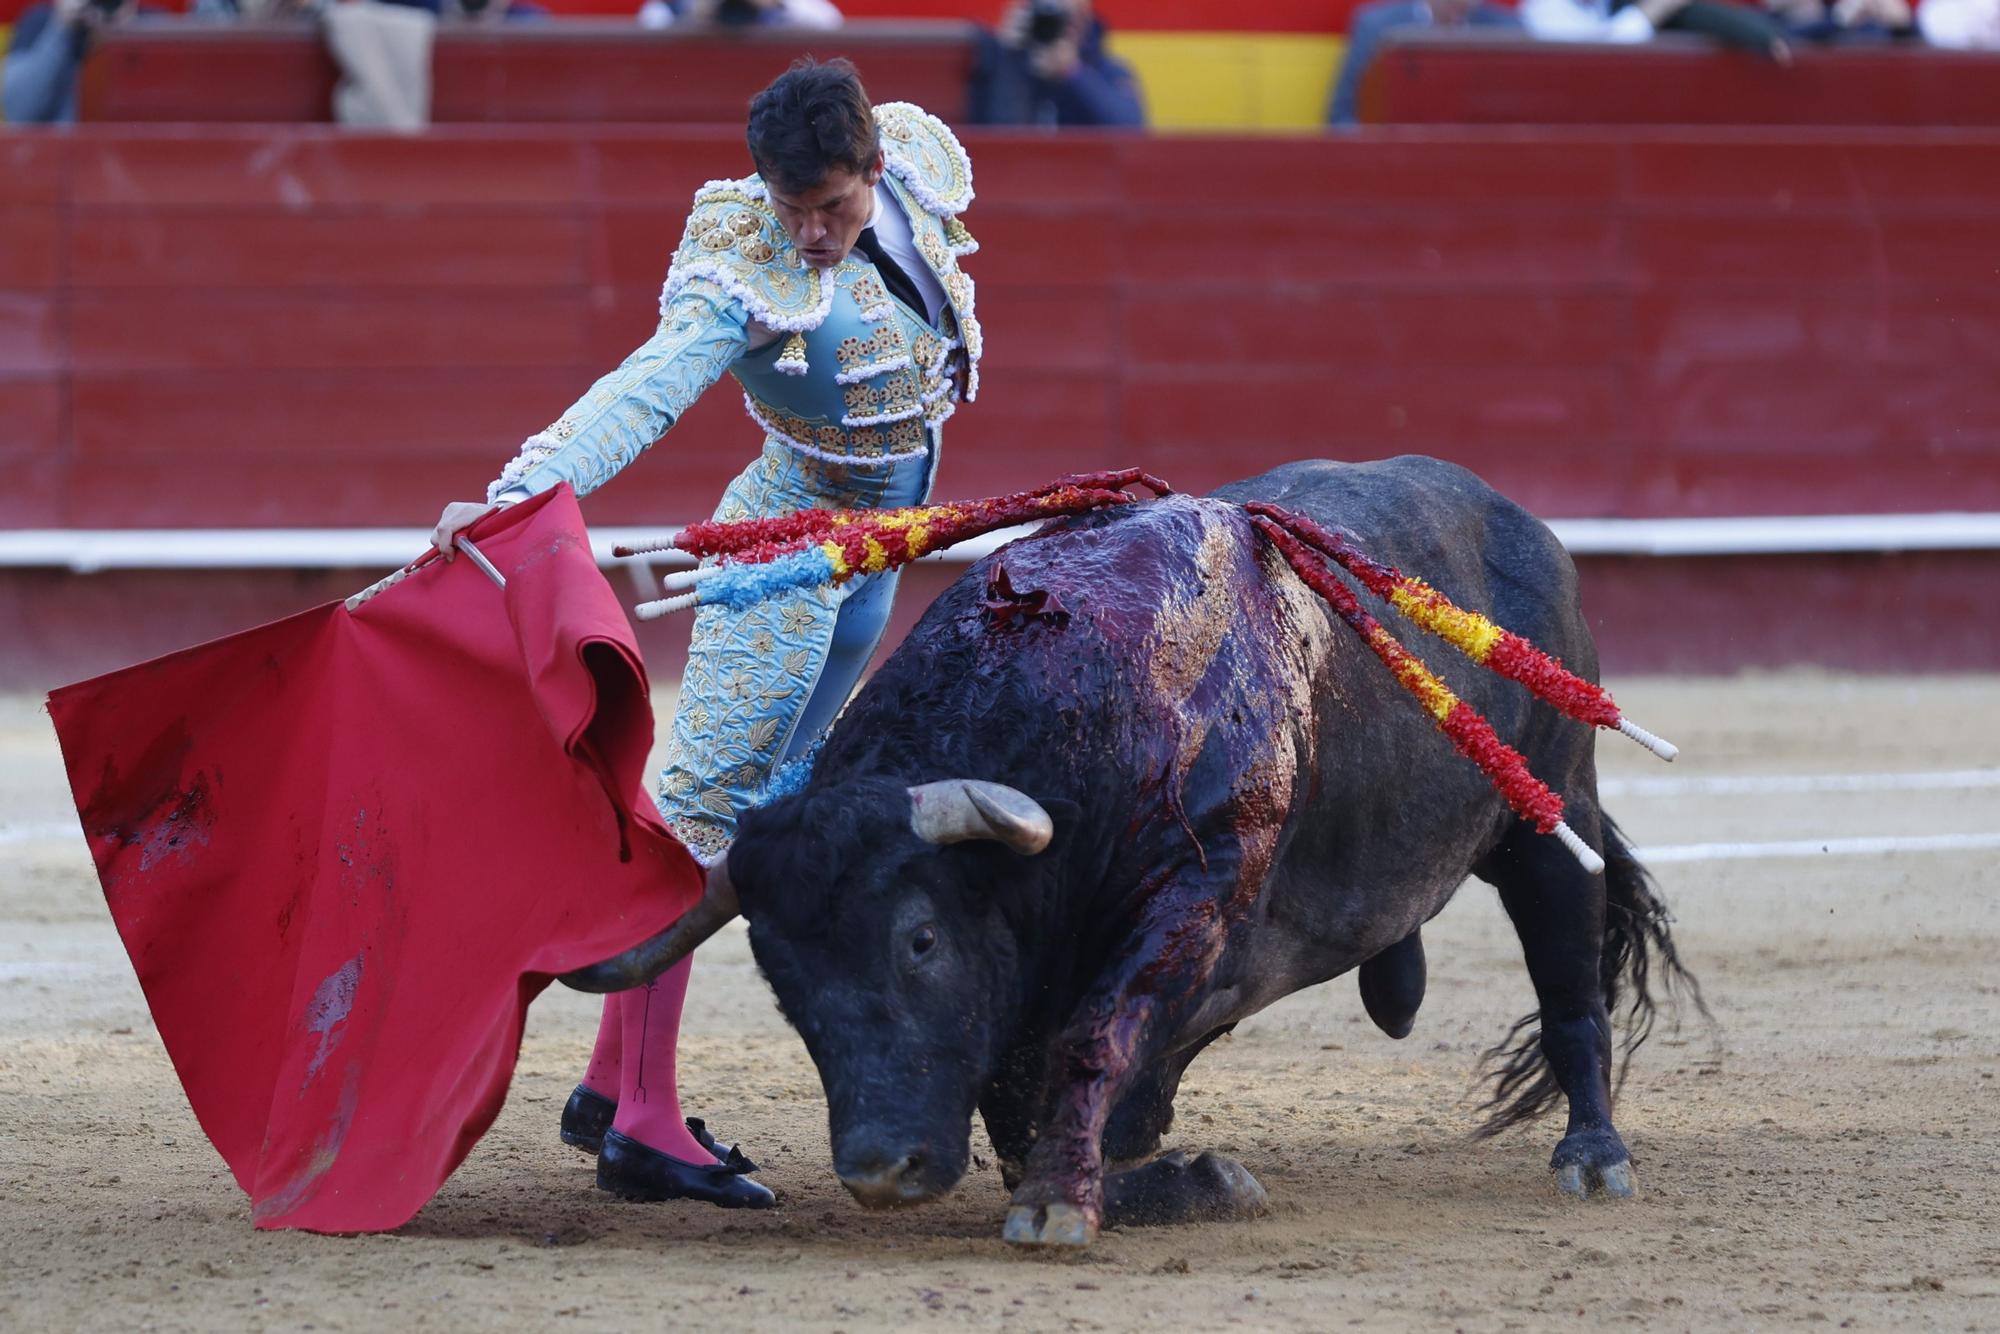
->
xmin=487 ymin=102 xmax=982 ymax=504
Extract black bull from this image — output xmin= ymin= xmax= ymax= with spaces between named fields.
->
xmin=577 ymin=456 xmax=1697 ymax=1248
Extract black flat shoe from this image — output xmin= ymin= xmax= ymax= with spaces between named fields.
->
xmin=685 ymin=1116 xmax=759 ymax=1174
xmin=563 ymin=1089 xmax=756 ymax=1173
xmin=596 ymin=1129 xmax=777 ymax=1209
xmin=560 ymin=1084 xmax=616 ymax=1154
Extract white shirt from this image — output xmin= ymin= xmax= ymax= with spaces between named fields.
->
xmin=861 ymin=178 xmax=948 ymax=328
xmin=1919 ymin=0 xmax=2000 ymax=46
xmin=1520 ymin=0 xmax=1656 ymax=41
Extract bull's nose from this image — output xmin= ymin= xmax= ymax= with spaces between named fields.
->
xmin=836 ymin=1147 xmax=935 ymax=1208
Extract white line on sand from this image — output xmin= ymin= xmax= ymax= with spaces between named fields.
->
xmin=0 ymin=822 xmax=80 ymax=847
xmin=1635 ymin=832 xmax=2000 ymax=864
xmin=1601 ymin=768 xmax=2000 ymax=799
xmin=0 ymin=960 xmax=98 ymax=982
xmin=9 ymin=786 xmax=1996 ymax=866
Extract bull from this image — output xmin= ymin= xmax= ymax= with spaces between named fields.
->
xmin=567 ymin=455 xmax=1696 ymax=1248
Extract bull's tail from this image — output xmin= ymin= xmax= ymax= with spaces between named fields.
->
xmin=1475 ymin=815 xmax=1706 ymax=1136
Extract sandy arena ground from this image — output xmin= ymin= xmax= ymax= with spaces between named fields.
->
xmin=1 ymin=675 xmax=1996 ymax=1332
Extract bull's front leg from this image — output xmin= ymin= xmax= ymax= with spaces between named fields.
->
xmin=1002 ymin=865 xmax=1242 ymax=1249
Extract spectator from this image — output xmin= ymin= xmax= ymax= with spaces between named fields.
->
xmin=639 ymin=0 xmax=842 ymax=28
xmin=1522 ymin=0 xmax=1793 ymax=60
xmin=1327 ymin=0 xmax=1522 ymax=128
xmin=318 ymin=0 xmax=545 ymax=17
xmin=186 ymin=0 xmax=321 ymax=16
xmin=1521 ymin=0 xmax=1664 ymax=40
xmin=2 ymin=0 xmax=135 ymax=125
xmin=1765 ymin=0 xmax=1916 ymax=40
xmin=967 ymin=0 xmax=1144 ymax=128
xmin=444 ymin=0 xmax=549 ymax=21
xmin=1916 ymin=0 xmax=2000 ymax=45
xmin=324 ymin=0 xmax=434 ymax=129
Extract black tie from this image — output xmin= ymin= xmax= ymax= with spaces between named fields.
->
xmin=853 ymin=226 xmax=931 ymax=325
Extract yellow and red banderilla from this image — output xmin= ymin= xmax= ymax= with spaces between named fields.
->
xmin=611 ymin=471 xmax=1674 ymax=874
xmin=620 ymin=470 xmax=1171 ymax=619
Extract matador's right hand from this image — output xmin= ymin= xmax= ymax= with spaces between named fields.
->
xmin=430 ymin=500 xmax=502 ymax=561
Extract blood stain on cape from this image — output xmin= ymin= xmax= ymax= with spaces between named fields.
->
xmin=303 ymin=954 xmax=365 ymax=1088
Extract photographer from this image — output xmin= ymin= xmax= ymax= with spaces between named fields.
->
xmin=1764 ymin=0 xmax=1918 ymax=42
xmin=1522 ymin=0 xmax=1795 ymax=60
xmin=637 ymin=0 xmax=842 ymax=28
xmin=2 ymin=0 xmax=135 ymax=125
xmin=967 ymin=0 xmax=1145 ymax=128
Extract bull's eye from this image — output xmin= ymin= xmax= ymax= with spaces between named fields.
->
xmin=910 ymin=925 xmax=938 ymax=958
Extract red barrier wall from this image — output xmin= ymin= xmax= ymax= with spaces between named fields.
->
xmin=752 ymin=1 xmax=1365 ymax=28
xmin=0 ymin=2 xmax=1372 ymax=30
xmin=77 ymin=21 xmax=977 ymax=124
xmin=4 ymin=125 xmax=1998 ymax=533
xmin=84 ymin=23 xmax=2000 ymax=129
xmin=1363 ymin=34 xmax=2000 ymax=127
xmin=705 ymin=0 xmax=1374 ymax=29
xmin=4 ymin=124 xmax=1999 ymax=682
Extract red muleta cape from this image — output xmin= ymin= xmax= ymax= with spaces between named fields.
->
xmin=47 ymin=487 xmax=700 ymax=1232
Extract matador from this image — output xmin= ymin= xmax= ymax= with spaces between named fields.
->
xmin=430 ymin=58 xmax=981 ymax=1209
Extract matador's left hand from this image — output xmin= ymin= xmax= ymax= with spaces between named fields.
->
xmin=430 ymin=500 xmax=503 ymax=561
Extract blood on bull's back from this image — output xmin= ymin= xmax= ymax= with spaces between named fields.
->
xmin=910 ymin=494 xmax=1332 ymax=837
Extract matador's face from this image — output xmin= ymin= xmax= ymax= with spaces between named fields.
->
xmin=767 ymin=153 xmax=886 ymax=271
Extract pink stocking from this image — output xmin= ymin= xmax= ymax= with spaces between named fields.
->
xmin=609 ymin=955 xmax=710 ymax=1163
xmin=580 ymin=997 xmax=621 ymax=1097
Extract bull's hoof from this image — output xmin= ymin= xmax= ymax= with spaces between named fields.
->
xmin=1550 ymin=1126 xmax=1637 ymax=1200
xmin=1104 ymin=1150 xmax=1269 ymax=1228
xmin=1597 ymin=1160 xmax=1637 ymax=1198
xmin=1554 ymin=1160 xmax=1637 ymax=1199
xmin=1003 ymin=1201 xmax=1098 ymax=1248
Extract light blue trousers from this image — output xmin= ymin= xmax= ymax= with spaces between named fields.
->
xmin=653 ymin=436 xmax=933 ymax=863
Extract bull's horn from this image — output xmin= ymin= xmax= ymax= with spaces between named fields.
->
xmin=558 ymin=857 xmax=740 ymax=993
xmin=908 ymin=780 xmax=1054 ymax=855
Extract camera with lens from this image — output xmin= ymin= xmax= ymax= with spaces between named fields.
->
xmin=1025 ymin=0 xmax=1073 ymax=46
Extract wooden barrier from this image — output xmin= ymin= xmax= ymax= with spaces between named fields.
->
xmin=75 ymin=21 xmax=2000 ymax=133
xmin=433 ymin=20 xmax=975 ymax=123
xmin=9 ymin=124 xmax=1998 ymax=528
xmin=78 ymin=19 xmax=976 ymax=124
xmin=3 ymin=123 xmax=1999 ymax=676
xmin=1361 ymin=31 xmax=2000 ymax=127
xmin=77 ymin=22 xmax=341 ymax=123
xmin=4 ymin=0 xmax=1364 ymax=28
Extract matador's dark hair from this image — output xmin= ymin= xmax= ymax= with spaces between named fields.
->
xmin=745 ymin=57 xmax=880 ymax=194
